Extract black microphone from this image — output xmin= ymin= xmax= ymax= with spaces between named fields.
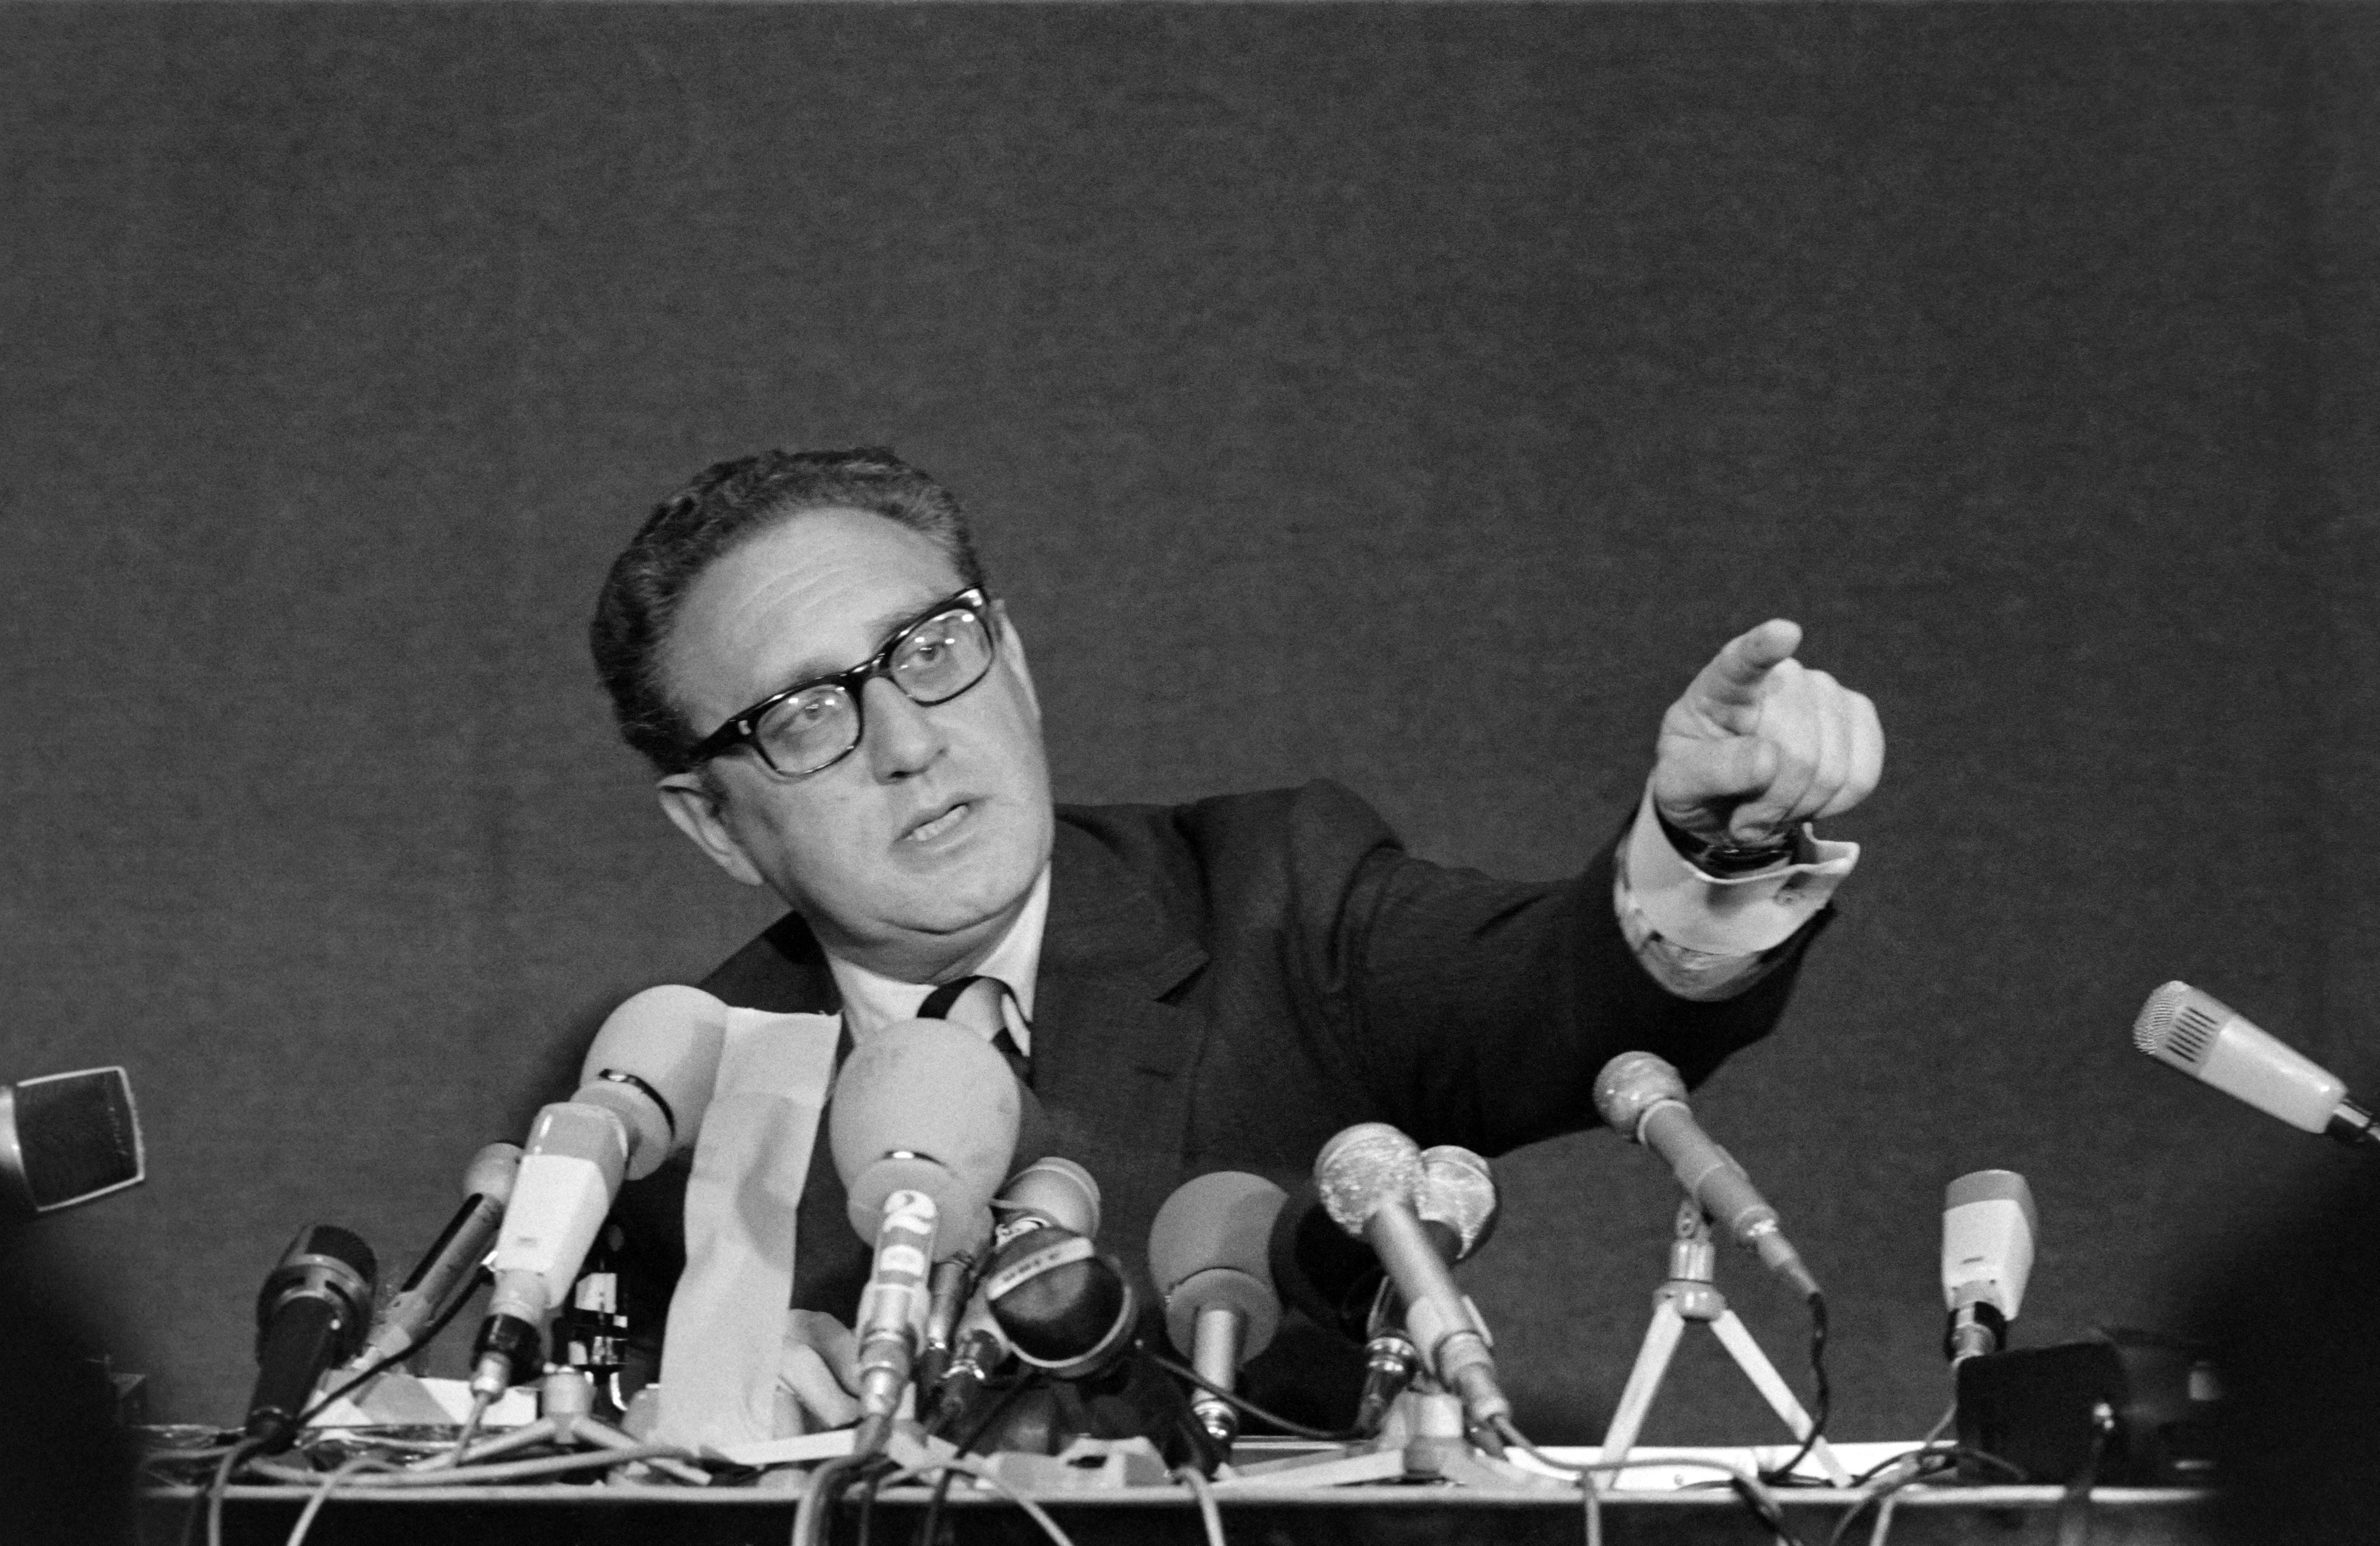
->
xmin=923 ymin=1154 xmax=1097 ymax=1406
xmin=1267 ymin=1177 xmax=1387 ymax=1343
xmin=246 ymin=1225 xmax=377 ymax=1452
xmin=351 ymin=1143 xmax=522 ymax=1372
xmin=982 ymin=1223 xmax=1136 ymax=1378
xmin=0 ymin=1066 xmax=143 ymax=1218
xmin=1594 ymin=1051 xmax=1820 ymax=1300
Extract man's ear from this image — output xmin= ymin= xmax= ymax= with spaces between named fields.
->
xmin=656 ymin=774 xmax=768 ymax=888
xmin=993 ymin=600 xmax=1041 ymax=723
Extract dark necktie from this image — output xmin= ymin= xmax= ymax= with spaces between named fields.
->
xmin=917 ymin=974 xmax=1031 ymax=1085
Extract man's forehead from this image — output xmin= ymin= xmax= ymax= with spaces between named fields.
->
xmin=669 ymin=507 xmax=965 ymax=711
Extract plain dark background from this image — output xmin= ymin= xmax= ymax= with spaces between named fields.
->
xmin=3 ymin=3 xmax=2374 ymax=1445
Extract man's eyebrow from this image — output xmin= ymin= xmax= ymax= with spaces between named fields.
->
xmin=774 ymin=591 xmax=956 ymax=687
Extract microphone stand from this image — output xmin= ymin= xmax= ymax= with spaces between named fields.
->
xmin=409 ymin=1368 xmax=710 ymax=1485
xmin=1600 ymin=1199 xmax=1849 ymax=1485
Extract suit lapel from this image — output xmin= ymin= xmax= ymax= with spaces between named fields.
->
xmin=1030 ymin=822 xmax=1209 ymax=1241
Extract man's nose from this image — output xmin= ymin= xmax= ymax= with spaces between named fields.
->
xmin=862 ymin=674 xmax=945 ymax=778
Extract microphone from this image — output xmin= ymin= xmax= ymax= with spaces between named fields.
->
xmin=350 ymin=1143 xmax=522 ymax=1372
xmin=1352 ymin=1145 xmax=1500 ymax=1433
xmin=828 ymin=1017 xmax=1021 ymax=1446
xmin=1941 ymin=1170 xmax=2037 ymax=1363
xmin=1149 ymin=1172 xmax=1287 ymax=1444
xmin=921 ymin=1155 xmax=1096 ymax=1400
xmin=975 ymin=1157 xmax=1127 ymax=1382
xmin=2133 ymin=981 xmax=2377 ymax=1145
xmin=1594 ymin=1051 xmax=1821 ymax=1300
xmin=1417 ymin=1145 xmax=1499 ymax=1263
xmin=1267 ymin=1179 xmax=1387 ymax=1342
xmin=469 ymin=985 xmax=727 ymax=1402
xmin=1314 ymin=1124 xmax=1510 ymax=1439
xmin=934 ymin=1285 xmax=1015 ymax=1427
xmin=0 ymin=1066 xmax=144 ymax=1217
xmin=246 ymin=1225 xmax=377 ymax=1453
xmin=994 ymin=1155 xmax=1102 ymax=1241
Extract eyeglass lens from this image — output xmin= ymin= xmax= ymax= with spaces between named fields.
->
xmin=755 ymin=606 xmax=994 ymax=773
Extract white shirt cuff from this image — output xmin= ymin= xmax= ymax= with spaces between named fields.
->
xmin=1621 ymin=786 xmax=1859 ymax=957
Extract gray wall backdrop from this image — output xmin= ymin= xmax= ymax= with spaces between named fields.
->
xmin=5 ymin=3 xmax=2375 ymax=1443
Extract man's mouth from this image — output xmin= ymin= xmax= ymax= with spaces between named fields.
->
xmin=905 ymin=802 xmax=971 ymax=843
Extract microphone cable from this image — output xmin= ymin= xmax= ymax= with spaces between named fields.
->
xmin=1820 ymin=1442 xmax=2026 ymax=1546
xmin=916 ymin=1370 xmax=1042 ymax=1546
xmin=1761 ymin=1291 xmax=1832 ymax=1486
xmin=1488 ymin=1416 xmax=1802 ymax=1546
xmin=1145 ymin=1348 xmax=1359 ymax=1443
xmin=294 ymin=1265 xmax=491 ymax=1430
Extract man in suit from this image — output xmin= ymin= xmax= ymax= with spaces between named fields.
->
xmin=589 ymin=447 xmax=1882 ymax=1431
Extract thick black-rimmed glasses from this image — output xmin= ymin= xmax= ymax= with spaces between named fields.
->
xmin=687 ymin=587 xmax=999 ymax=777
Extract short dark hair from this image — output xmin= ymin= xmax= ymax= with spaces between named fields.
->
xmin=591 ymin=447 xmax=986 ymax=775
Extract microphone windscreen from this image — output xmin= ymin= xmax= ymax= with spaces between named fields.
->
xmin=0 ymin=1067 xmax=143 ymax=1217
xmin=578 ymin=985 xmax=728 ymax=1169
xmin=462 ymin=1142 xmax=523 ymax=1204
xmin=830 ymin=1018 xmax=1020 ymax=1246
xmin=981 ymin=1226 xmax=1135 ymax=1372
xmin=1012 ymin=1081 xmax=1057 ymax=1190
xmin=997 ymin=1157 xmax=1101 ymax=1239
xmin=1150 ymin=1172 xmax=1286 ymax=1359
xmin=1267 ymin=1179 xmax=1385 ymax=1342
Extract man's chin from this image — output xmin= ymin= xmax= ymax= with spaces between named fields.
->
xmin=876 ymin=850 xmax=1045 ymax=957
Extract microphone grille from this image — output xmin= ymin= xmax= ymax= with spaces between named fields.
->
xmin=1313 ymin=1123 xmax=1422 ymax=1236
xmin=1417 ymin=1145 xmax=1498 ymax=1260
xmin=7 ymin=1068 xmax=144 ymax=1213
xmin=1594 ymin=1051 xmax=1687 ymax=1137
xmin=2133 ymin=981 xmax=2221 ymax=1069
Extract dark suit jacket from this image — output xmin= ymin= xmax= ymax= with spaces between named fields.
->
xmin=608 ymin=780 xmax=1826 ymax=1420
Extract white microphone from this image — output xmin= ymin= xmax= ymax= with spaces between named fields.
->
xmin=1594 ymin=1051 xmax=1821 ymax=1300
xmin=828 ymin=1018 xmax=1021 ymax=1448
xmin=1314 ymin=1124 xmax=1511 ymax=1439
xmin=2133 ymin=981 xmax=2377 ymax=1145
xmin=468 ymin=985 xmax=728 ymax=1401
xmin=1940 ymin=1169 xmax=2036 ymax=1362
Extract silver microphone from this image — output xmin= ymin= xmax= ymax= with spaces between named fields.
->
xmin=2133 ymin=981 xmax=2377 ymax=1145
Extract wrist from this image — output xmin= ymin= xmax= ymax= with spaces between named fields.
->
xmin=1654 ymin=806 xmax=1801 ymax=877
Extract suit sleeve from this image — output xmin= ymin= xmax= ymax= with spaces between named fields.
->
xmin=1271 ymin=779 xmax=1828 ymax=1155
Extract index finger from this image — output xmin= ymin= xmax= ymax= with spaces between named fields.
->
xmin=1687 ymin=617 xmax=1804 ymax=710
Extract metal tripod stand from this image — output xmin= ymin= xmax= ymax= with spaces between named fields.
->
xmin=412 ymin=1368 xmax=709 ymax=1484
xmin=1599 ymin=1199 xmax=1848 ymax=1485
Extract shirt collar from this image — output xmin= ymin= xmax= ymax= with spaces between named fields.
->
xmin=824 ymin=863 xmax=1049 ymax=1054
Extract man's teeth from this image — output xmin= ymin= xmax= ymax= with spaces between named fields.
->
xmin=909 ymin=804 xmax=968 ymax=842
